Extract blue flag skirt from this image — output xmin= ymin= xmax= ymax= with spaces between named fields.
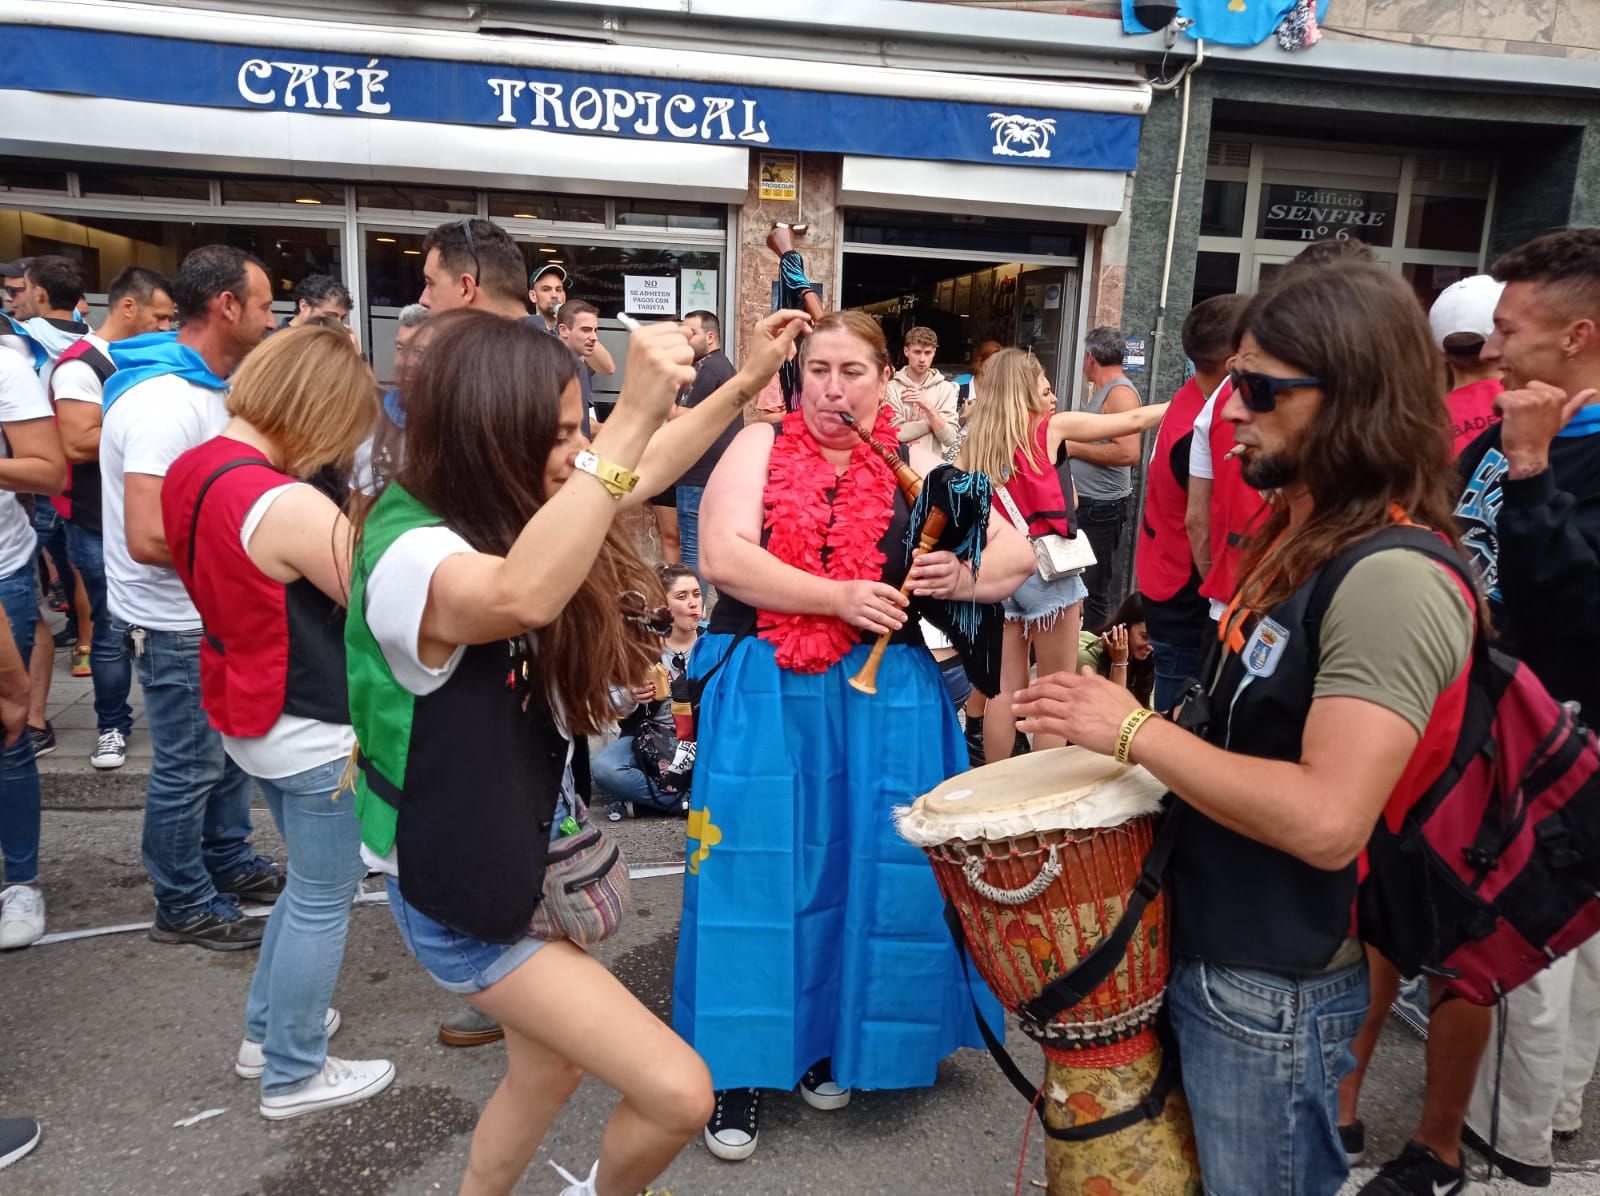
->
xmin=672 ymin=632 xmax=1002 ymax=1092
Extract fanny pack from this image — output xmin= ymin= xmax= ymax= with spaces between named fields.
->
xmin=528 ymin=816 xmax=631 ymax=948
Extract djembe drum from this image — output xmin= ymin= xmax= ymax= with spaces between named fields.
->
xmin=897 ymin=747 xmax=1200 ymax=1195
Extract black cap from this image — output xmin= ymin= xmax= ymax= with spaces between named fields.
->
xmin=529 ymin=264 xmax=567 ymax=288
xmin=0 ymin=258 xmax=28 ymax=278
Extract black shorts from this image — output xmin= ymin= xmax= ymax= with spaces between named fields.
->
xmin=651 ymin=484 xmax=679 ymax=509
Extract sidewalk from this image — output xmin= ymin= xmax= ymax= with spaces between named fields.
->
xmin=36 ymin=637 xmax=151 ymax=808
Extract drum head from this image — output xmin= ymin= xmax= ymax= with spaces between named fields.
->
xmin=896 ymin=746 xmax=1167 ymax=847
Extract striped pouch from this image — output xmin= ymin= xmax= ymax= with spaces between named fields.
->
xmin=528 ymin=824 xmax=631 ymax=948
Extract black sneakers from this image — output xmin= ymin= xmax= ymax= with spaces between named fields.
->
xmin=1461 ymin=1124 xmax=1553 ymax=1187
xmin=26 ymin=722 xmax=55 ymax=758
xmin=215 ymin=857 xmax=286 ymax=904
xmin=799 ymin=1058 xmax=851 ymax=1111
xmin=703 ymin=1088 xmax=760 ymax=1162
xmin=1358 ymin=1141 xmax=1465 ymax=1195
xmin=149 ymin=899 xmax=265 ymax=951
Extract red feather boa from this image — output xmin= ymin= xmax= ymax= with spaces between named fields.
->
xmin=758 ymin=406 xmax=899 ymax=673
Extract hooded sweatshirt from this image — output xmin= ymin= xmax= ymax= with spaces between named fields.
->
xmin=886 ymin=367 xmax=960 ymax=454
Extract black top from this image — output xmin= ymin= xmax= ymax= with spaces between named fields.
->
xmin=1456 ymin=419 xmax=1600 ymax=717
xmin=675 ymin=350 xmax=738 ymax=488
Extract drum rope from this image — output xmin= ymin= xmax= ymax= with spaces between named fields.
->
xmin=962 ymin=843 xmax=1063 ymax=904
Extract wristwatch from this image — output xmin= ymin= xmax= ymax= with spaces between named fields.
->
xmin=572 ymin=450 xmax=639 ymax=499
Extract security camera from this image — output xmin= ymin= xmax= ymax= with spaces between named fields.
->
xmin=1132 ymin=1 xmax=1180 ymax=30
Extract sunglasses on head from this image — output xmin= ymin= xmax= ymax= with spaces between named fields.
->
xmin=454 ymin=219 xmax=481 ymax=285
xmin=1229 ymin=369 xmax=1324 ymax=414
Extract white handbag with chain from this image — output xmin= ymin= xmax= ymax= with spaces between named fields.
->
xmin=995 ymin=484 xmax=1096 ymax=581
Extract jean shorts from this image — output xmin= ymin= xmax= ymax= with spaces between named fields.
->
xmin=1003 ymin=570 xmax=1088 ymax=630
xmin=386 ymin=877 xmax=548 ymax=994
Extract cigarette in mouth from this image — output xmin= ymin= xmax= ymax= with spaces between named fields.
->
xmin=1224 ymin=445 xmax=1247 ymax=461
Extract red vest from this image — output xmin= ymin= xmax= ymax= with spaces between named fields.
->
xmin=1002 ymin=417 xmax=1079 ymax=539
xmin=1135 ymin=377 xmax=1208 ymax=602
xmin=1446 ymin=378 xmax=1501 ymax=458
xmin=1199 ymin=379 xmax=1270 ymax=607
xmin=163 ymin=437 xmax=348 ymax=737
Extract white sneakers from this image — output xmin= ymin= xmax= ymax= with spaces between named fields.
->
xmin=0 ymin=885 xmax=44 ymax=949
xmin=258 ymin=1056 xmax=395 ymax=1121
xmin=90 ymin=729 xmax=127 ymax=770
xmin=235 ymin=1008 xmax=342 ymax=1079
xmin=556 ymin=1160 xmax=599 ymax=1196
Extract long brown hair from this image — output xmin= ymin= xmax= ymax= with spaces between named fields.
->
xmin=1232 ymin=262 xmax=1463 ymax=612
xmin=367 ymin=309 xmax=662 ymax=736
xmin=959 ymin=347 xmax=1047 ymax=482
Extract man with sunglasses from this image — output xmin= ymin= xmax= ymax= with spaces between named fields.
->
xmin=418 ymin=218 xmax=528 ymax=321
xmin=1018 ymin=262 xmax=1477 ymax=1196
xmin=0 ymin=260 xmax=26 ymax=318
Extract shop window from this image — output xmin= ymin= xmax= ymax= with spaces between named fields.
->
xmin=221 ymin=178 xmax=344 ymax=207
xmin=79 ymin=171 xmax=211 ymax=202
xmin=1200 ymin=180 xmax=1247 ymax=238
xmin=1192 ymin=251 xmax=1240 ymax=305
xmin=0 ymin=165 xmax=68 ymax=193
xmin=845 ymin=209 xmax=1082 ymax=259
xmin=0 ymin=209 xmax=340 ymax=297
xmin=1402 ymin=262 xmax=1480 ymax=309
xmin=527 ymin=242 xmax=723 ymax=318
xmin=364 ymin=230 xmax=428 ymax=310
xmin=1406 ymin=193 xmax=1488 ymax=253
xmin=614 ymin=200 xmax=726 ymax=231
xmin=355 ymin=184 xmax=476 ymax=215
xmin=488 ymin=192 xmax=605 ymax=225
xmin=1256 ymin=184 xmax=1397 ymax=248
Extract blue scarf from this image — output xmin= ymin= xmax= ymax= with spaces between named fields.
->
xmin=104 ymin=331 xmax=227 ymax=412
xmin=1 ymin=314 xmax=50 ymax=373
xmin=382 ymin=387 xmax=406 ymax=429
xmin=1558 ymin=404 xmax=1600 ymax=440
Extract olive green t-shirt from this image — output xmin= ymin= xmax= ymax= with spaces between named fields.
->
xmin=1314 ymin=548 xmax=1474 ymax=733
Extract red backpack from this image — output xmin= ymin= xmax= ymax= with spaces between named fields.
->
xmin=1315 ymin=527 xmax=1600 ymax=1003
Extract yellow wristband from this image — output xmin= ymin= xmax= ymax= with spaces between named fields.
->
xmin=572 ymin=450 xmax=639 ymax=499
xmin=1114 ymin=708 xmax=1158 ymax=765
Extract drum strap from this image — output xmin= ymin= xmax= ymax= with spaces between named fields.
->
xmin=944 ymin=806 xmax=1185 ymax=1143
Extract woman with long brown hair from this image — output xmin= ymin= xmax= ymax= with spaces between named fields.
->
xmin=162 ymin=324 xmax=387 ymax=1119
xmin=346 ymin=307 xmax=807 ymax=1196
xmin=1013 ymin=263 xmax=1477 ymax=1196
xmin=959 ymin=347 xmax=1167 ymax=764
xmin=674 ymin=310 xmax=1037 ymax=1162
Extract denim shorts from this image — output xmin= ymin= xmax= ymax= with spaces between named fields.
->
xmin=386 ymin=877 xmax=548 ymax=994
xmin=1003 ymin=570 xmax=1088 ymax=630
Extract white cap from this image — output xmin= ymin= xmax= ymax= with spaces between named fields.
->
xmin=1428 ymin=274 xmax=1504 ymax=349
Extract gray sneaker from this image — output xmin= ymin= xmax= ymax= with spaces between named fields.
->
xmin=149 ymin=900 xmax=264 ymax=951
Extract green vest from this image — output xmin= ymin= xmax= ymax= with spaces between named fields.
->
xmin=346 ymin=484 xmax=441 ymax=858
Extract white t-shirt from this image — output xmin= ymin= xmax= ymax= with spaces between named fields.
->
xmin=0 ymin=352 xmax=54 ymax=576
xmin=100 ymin=373 xmax=232 ymax=630
xmin=220 ymin=484 xmax=356 ymax=780
xmin=49 ymin=332 xmax=111 ymax=407
xmin=1187 ymin=379 xmax=1229 ymax=482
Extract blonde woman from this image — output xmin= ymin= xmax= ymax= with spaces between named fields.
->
xmin=161 ymin=325 xmax=389 ymax=1119
xmin=959 ymin=348 xmax=1166 ymax=763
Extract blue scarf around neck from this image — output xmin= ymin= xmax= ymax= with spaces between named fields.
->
xmin=104 ymin=331 xmax=228 ymax=412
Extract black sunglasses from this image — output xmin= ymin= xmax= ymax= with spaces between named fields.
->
xmin=1230 ymin=369 xmax=1324 ymax=414
xmin=3 ymin=285 xmax=23 ymax=299
xmin=455 ymin=219 xmax=481 ymax=286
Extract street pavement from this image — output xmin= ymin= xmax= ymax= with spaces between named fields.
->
xmin=6 ymin=647 xmax=1600 ymax=1194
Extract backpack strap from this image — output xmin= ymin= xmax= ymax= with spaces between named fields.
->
xmin=185 ymin=456 xmax=274 ymax=577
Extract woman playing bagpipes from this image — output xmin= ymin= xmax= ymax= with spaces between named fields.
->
xmin=672 ymin=305 xmax=1037 ymax=1161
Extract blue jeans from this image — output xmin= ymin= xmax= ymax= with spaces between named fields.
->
xmin=1167 ymin=957 xmax=1369 ymax=1196
xmin=243 ymin=756 xmax=365 ymax=1094
xmin=33 ymin=502 xmax=74 ymax=642
xmin=675 ymin=484 xmax=705 ymax=575
xmin=592 ymin=735 xmax=680 ymax=813
xmin=136 ymin=627 xmax=259 ymax=921
xmin=0 ymin=559 xmax=41 ymax=885
xmin=1149 ymin=635 xmax=1203 ymax=714
xmin=65 ymin=524 xmax=133 ymax=736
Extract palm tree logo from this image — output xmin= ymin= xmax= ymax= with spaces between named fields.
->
xmin=988 ymin=113 xmax=1057 ymax=159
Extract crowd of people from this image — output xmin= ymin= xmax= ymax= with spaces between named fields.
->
xmin=0 ymin=216 xmax=1597 ymax=1196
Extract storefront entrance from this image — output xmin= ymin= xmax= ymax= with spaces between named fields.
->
xmin=841 ymin=209 xmax=1084 ymax=400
